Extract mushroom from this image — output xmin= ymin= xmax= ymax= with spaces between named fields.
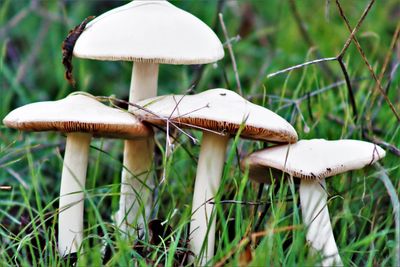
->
xmin=3 ymin=94 xmax=152 ymax=256
xmin=241 ymin=139 xmax=386 ymax=266
xmin=72 ymin=0 xmax=224 ymax=235
xmin=134 ymin=88 xmax=298 ymax=263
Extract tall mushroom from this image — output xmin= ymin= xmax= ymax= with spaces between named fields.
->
xmin=134 ymin=88 xmax=298 ymax=263
xmin=242 ymin=139 xmax=386 ymax=266
xmin=72 ymin=0 xmax=224 ymax=235
xmin=3 ymin=94 xmax=152 ymax=256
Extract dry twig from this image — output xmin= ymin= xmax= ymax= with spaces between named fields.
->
xmin=363 ymin=134 xmax=400 ymax=157
xmin=267 ymin=57 xmax=337 ymax=79
xmin=370 ymin=21 xmax=400 ymax=119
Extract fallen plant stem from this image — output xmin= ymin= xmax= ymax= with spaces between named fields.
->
xmin=337 ymin=57 xmax=358 ymax=120
xmin=362 ymin=133 xmax=400 ymax=157
xmin=336 ymin=0 xmax=375 ymax=58
xmin=267 ymin=57 xmax=337 ymax=79
xmin=0 ymin=186 xmax=12 ymax=190
xmin=252 ymin=184 xmax=264 ymax=233
xmin=373 ymin=62 xmax=400 ymax=122
xmin=208 ymin=199 xmax=273 ymax=205
xmin=369 ymin=21 xmax=400 ymax=111
xmin=369 ymin=21 xmax=400 ymax=121
xmin=268 ymin=56 xmax=358 ymax=118
xmin=253 ymin=196 xmax=271 ymax=233
xmin=94 ymin=94 xmax=228 ymax=141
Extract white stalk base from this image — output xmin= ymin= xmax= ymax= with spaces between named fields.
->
xmin=58 ymin=132 xmax=91 ymax=256
xmin=116 ymin=138 xmax=154 ymax=236
xmin=190 ymin=132 xmax=229 ymax=265
xmin=300 ymin=179 xmax=343 ymax=266
xmin=116 ymin=62 xmax=159 ymax=237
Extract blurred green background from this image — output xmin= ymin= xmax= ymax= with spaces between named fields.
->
xmin=0 ymin=0 xmax=399 ymax=266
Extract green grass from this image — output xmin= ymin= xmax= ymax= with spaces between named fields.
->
xmin=1 ymin=0 xmax=399 ymax=266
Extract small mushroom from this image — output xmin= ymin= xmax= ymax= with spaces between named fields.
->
xmin=3 ymin=94 xmax=151 ymax=256
xmin=242 ymin=139 xmax=386 ymax=266
xmin=134 ymin=88 xmax=298 ymax=263
xmin=72 ymin=0 xmax=224 ymax=235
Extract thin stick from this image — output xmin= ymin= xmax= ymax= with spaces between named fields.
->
xmin=208 ymin=199 xmax=273 ymax=206
xmin=336 ymin=0 xmax=375 ymax=57
xmin=6 ymin=168 xmax=29 ymax=189
xmin=369 ymin=21 xmax=400 ymax=116
xmin=267 ymin=57 xmax=337 ymax=78
xmin=252 ymin=184 xmax=265 ymax=232
xmin=337 ymin=57 xmax=358 ymax=120
xmin=268 ymin=55 xmax=358 ymax=119
xmin=219 ymin=13 xmax=243 ymax=95
xmin=374 ymin=62 xmax=400 ymax=120
xmin=0 ymin=186 xmax=12 ymax=190
xmin=363 ymin=133 xmax=400 ymax=157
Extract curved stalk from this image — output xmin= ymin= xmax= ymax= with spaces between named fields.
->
xmin=190 ymin=132 xmax=229 ymax=265
xmin=299 ymin=179 xmax=343 ymax=266
xmin=58 ymin=132 xmax=91 ymax=256
xmin=116 ymin=62 xmax=159 ymax=235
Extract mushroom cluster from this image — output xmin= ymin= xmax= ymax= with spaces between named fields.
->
xmin=134 ymin=89 xmax=297 ymax=262
xmin=2 ymin=0 xmax=388 ymax=266
xmin=72 ymin=0 xmax=224 ymax=237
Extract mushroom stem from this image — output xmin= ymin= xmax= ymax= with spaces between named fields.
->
xmin=299 ymin=179 xmax=343 ymax=266
xmin=116 ymin=62 xmax=158 ymax=235
xmin=117 ymin=138 xmax=154 ymax=235
xmin=58 ymin=132 xmax=91 ymax=256
xmin=129 ymin=62 xmax=159 ymax=103
xmin=190 ymin=132 xmax=229 ymax=264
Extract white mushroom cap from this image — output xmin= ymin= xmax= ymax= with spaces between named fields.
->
xmin=73 ymin=0 xmax=224 ymax=64
xmin=243 ymin=139 xmax=386 ymax=181
xmin=3 ymin=94 xmax=152 ymax=139
xmin=135 ymin=88 xmax=298 ymax=143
